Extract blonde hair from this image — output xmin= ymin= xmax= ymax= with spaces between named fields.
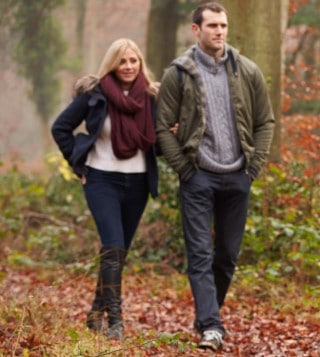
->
xmin=74 ymin=38 xmax=158 ymax=97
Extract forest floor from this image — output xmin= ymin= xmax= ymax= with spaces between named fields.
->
xmin=0 ymin=263 xmax=319 ymax=357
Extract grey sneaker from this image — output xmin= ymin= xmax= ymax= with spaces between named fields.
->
xmin=198 ymin=329 xmax=223 ymax=351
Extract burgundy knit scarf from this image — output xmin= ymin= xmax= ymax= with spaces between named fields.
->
xmin=100 ymin=73 xmax=156 ymax=159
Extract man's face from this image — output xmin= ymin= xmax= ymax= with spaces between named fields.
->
xmin=192 ymin=9 xmax=228 ymax=58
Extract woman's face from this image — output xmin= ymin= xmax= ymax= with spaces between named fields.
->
xmin=114 ymin=48 xmax=141 ymax=90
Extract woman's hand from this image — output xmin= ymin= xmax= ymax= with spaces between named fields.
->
xmin=169 ymin=123 xmax=179 ymax=136
xmin=82 ymin=176 xmax=86 ymax=184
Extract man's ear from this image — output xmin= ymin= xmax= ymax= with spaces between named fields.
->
xmin=191 ymin=23 xmax=200 ymax=36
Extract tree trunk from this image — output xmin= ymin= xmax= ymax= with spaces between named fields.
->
xmin=41 ymin=118 xmax=53 ymax=155
xmin=146 ymin=0 xmax=179 ymax=81
xmin=221 ymin=0 xmax=285 ymax=162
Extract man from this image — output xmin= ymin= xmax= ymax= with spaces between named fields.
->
xmin=156 ymin=2 xmax=275 ymax=352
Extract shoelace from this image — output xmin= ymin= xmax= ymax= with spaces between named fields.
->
xmin=203 ymin=330 xmax=223 ymax=344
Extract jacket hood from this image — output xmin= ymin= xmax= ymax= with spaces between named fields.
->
xmin=74 ymin=75 xmax=100 ymax=96
xmin=172 ymin=44 xmax=239 ymax=77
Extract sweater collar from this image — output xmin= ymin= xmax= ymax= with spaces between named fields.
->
xmin=194 ymin=44 xmax=228 ymax=74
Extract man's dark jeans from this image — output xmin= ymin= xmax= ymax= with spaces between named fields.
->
xmin=180 ymin=169 xmax=251 ymax=334
xmin=83 ymin=167 xmax=148 ymax=250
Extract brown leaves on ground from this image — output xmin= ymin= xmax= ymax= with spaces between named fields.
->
xmin=0 ymin=264 xmax=319 ymax=357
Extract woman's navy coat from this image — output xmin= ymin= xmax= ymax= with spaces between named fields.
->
xmin=51 ymin=85 xmax=159 ymax=198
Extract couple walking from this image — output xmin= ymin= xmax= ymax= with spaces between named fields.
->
xmin=51 ymin=2 xmax=274 ymax=351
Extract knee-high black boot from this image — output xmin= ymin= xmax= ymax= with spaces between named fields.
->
xmin=87 ymin=247 xmax=126 ymax=338
xmin=86 ymin=248 xmax=108 ymax=332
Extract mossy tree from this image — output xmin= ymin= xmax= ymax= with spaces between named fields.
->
xmin=12 ymin=0 xmax=67 ymax=150
xmin=220 ymin=0 xmax=285 ymax=162
xmin=146 ymin=0 xmax=180 ymax=81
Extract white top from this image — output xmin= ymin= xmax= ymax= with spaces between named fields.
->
xmin=85 ymin=113 xmax=147 ymax=173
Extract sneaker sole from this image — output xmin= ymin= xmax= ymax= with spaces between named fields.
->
xmin=198 ymin=341 xmax=220 ymax=351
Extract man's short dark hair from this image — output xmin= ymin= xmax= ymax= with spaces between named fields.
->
xmin=192 ymin=2 xmax=227 ymax=26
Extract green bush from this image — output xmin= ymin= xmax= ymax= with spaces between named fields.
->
xmin=131 ymin=158 xmax=186 ymax=271
xmin=133 ymin=159 xmax=320 ymax=282
xmin=1 ymin=155 xmax=319 ymax=282
xmin=241 ymin=162 xmax=320 ymax=282
xmin=0 ymin=158 xmax=98 ymax=268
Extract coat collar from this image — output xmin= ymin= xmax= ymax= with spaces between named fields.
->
xmin=88 ymin=85 xmax=107 ymax=106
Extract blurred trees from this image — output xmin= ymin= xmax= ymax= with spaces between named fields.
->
xmin=0 ymin=1 xmax=18 ymax=59
xmin=7 ymin=0 xmax=67 ymax=148
xmin=284 ymin=0 xmax=320 ymax=115
xmin=0 ymin=0 xmax=317 ymax=159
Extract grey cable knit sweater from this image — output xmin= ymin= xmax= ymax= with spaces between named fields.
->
xmin=195 ymin=45 xmax=245 ymax=173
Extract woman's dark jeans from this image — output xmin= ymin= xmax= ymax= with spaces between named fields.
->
xmin=83 ymin=167 xmax=148 ymax=249
xmin=180 ymin=169 xmax=251 ymax=334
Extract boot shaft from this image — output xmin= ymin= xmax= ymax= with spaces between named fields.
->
xmin=94 ymin=247 xmax=127 ymax=325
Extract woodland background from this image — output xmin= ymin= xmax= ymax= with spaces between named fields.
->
xmin=0 ymin=0 xmax=319 ymax=356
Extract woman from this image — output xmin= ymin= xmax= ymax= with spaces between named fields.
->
xmin=51 ymin=38 xmax=159 ymax=339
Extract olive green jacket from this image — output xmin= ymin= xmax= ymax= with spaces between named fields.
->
xmin=156 ymin=44 xmax=275 ymax=181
